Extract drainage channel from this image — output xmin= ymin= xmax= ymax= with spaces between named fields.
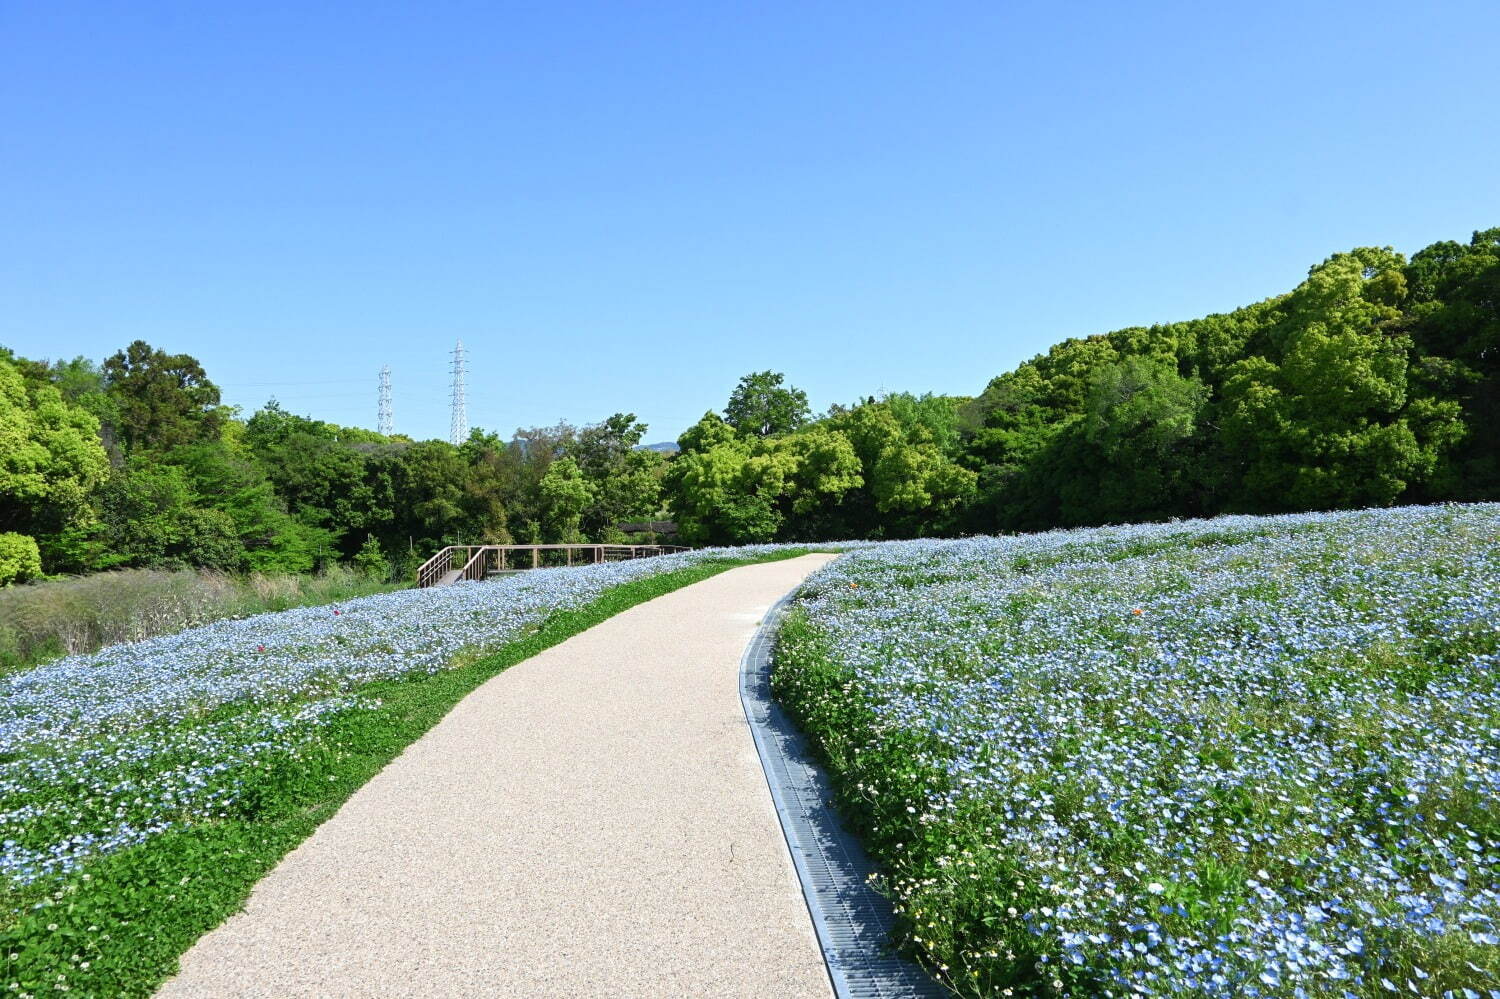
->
xmin=739 ymin=589 xmax=950 ymax=999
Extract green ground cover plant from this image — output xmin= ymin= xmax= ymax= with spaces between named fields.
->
xmin=774 ymin=505 xmax=1500 ymax=998
xmin=1 ymin=547 xmax=823 ymax=998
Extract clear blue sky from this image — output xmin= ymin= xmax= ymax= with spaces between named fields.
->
xmin=4 ymin=1 xmax=1497 ymax=444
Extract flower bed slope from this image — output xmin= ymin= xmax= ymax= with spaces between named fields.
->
xmin=0 ymin=544 xmax=842 ymax=888
xmin=774 ymin=505 xmax=1500 ymax=998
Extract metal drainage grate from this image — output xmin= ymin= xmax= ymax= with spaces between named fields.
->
xmin=740 ymin=590 xmax=950 ymax=999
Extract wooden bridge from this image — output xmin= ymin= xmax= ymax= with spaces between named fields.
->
xmin=415 ymin=544 xmax=692 ymax=588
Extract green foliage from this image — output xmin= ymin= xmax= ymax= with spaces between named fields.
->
xmin=352 ymin=535 xmax=390 ymax=580
xmin=564 ymin=413 xmax=665 ymax=538
xmin=1084 ymin=356 xmax=1207 ymax=459
xmin=664 ymin=436 xmax=783 ymax=544
xmin=86 ymin=459 xmax=247 ymax=572
xmin=393 ymin=439 xmax=469 ymax=547
xmin=959 ymin=228 xmax=1500 ymax=530
xmin=0 ymin=533 xmax=41 ymax=587
xmin=882 ymin=391 xmax=967 ymax=456
xmin=1215 ymin=252 xmax=1432 ymax=511
xmin=724 ymin=370 xmax=811 ymax=437
xmin=998 ymin=356 xmax=1213 ymax=527
xmin=677 ymin=410 xmax=737 ymax=454
xmin=781 ymin=426 xmax=864 ymax=515
xmin=537 ymin=456 xmax=595 ymax=543
xmin=3 ymin=225 xmax=1498 ymax=571
xmin=102 ymin=340 xmax=225 ymax=453
xmin=666 ymin=397 xmax=977 ymax=543
xmin=0 ymin=356 xmax=110 ymax=541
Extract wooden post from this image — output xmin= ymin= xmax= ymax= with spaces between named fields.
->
xmin=532 ymin=547 xmax=539 ymax=569
xmin=567 ymin=548 xmax=573 ymax=566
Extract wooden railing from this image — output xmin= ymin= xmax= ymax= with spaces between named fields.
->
xmin=414 ymin=543 xmax=692 ymax=588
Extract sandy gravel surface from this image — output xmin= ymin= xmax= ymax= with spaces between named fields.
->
xmin=156 ymin=554 xmax=837 ymax=999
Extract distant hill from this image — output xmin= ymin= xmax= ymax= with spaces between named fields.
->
xmin=637 ymin=441 xmax=680 ymax=454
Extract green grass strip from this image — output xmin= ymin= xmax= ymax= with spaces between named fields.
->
xmin=3 ymin=550 xmax=820 ymax=998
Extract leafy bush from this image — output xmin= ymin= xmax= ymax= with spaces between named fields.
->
xmin=352 ymin=534 xmax=390 ymax=580
xmin=0 ymin=533 xmax=41 ymax=587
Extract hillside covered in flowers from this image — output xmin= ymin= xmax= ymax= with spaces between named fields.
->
xmin=775 ymin=504 xmax=1500 ymax=997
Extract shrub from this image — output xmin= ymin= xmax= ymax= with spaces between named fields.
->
xmin=352 ymin=534 xmax=390 ymax=580
xmin=0 ymin=533 xmax=41 ymax=586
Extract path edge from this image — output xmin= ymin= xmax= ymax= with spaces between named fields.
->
xmin=739 ymin=582 xmax=949 ymax=999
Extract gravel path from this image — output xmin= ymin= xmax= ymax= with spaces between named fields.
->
xmin=156 ymin=554 xmax=838 ymax=998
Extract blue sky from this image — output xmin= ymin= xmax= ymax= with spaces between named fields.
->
xmin=3 ymin=1 xmax=1497 ymax=444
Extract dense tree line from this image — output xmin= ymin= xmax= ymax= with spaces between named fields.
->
xmin=0 ymin=342 xmax=669 ymax=584
xmin=959 ymin=229 xmax=1498 ymax=530
xmin=665 ymin=229 xmax=1497 ymax=543
xmin=1 ymin=227 xmax=1495 ymax=582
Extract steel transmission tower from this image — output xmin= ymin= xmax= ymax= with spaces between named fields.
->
xmin=377 ymin=365 xmax=394 ymax=435
xmin=449 ymin=339 xmax=468 ymax=445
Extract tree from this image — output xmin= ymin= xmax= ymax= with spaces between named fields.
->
xmin=1083 ymin=357 xmax=1207 ymax=457
xmin=0 ymin=355 xmax=110 ymax=547
xmin=1219 ymin=251 xmax=1435 ymax=510
xmin=870 ymin=441 xmax=978 ymax=526
xmin=1402 ymin=228 xmax=1500 ymax=498
xmin=353 ymin=534 xmax=391 ymax=580
xmin=458 ymin=429 xmax=514 ymax=545
xmin=393 ymin=441 xmax=471 ymax=552
xmin=102 ymin=340 xmax=225 ymax=452
xmin=85 ymin=459 xmax=246 ymax=571
xmin=882 ymin=392 xmax=967 ymax=457
xmin=537 ymin=456 xmax=596 ymax=543
xmin=779 ymin=427 xmax=863 ymax=516
xmin=564 ymin=413 xmax=664 ymax=538
xmin=1065 ymin=357 xmax=1212 ymax=521
xmin=244 ymin=403 xmax=400 ymax=559
xmin=170 ymin=441 xmax=328 ymax=573
xmin=677 ymin=411 xmax=737 ymax=454
xmin=724 ymin=371 xmax=810 ymax=438
xmin=664 ymin=437 xmax=788 ymax=544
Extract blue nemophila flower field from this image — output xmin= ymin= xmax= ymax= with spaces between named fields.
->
xmin=774 ymin=505 xmax=1500 ymax=998
xmin=0 ymin=545 xmax=836 ymax=890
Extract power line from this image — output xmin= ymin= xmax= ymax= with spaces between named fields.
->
xmin=219 ymin=378 xmax=367 ymax=384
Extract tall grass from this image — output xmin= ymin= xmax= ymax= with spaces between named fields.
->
xmin=0 ymin=566 xmax=404 ymax=673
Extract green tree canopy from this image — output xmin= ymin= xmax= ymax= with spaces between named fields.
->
xmin=537 ymin=456 xmax=597 ymax=543
xmin=0 ymin=355 xmax=110 ymax=540
xmin=565 ymin=413 xmax=665 ymax=538
xmin=724 ymin=370 xmax=810 ymax=438
xmin=103 ymin=340 xmax=225 ymax=452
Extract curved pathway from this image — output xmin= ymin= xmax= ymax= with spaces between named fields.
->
xmin=158 ymin=554 xmax=838 ymax=998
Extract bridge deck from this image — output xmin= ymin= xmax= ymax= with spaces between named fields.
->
xmin=416 ymin=543 xmax=692 ymax=588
